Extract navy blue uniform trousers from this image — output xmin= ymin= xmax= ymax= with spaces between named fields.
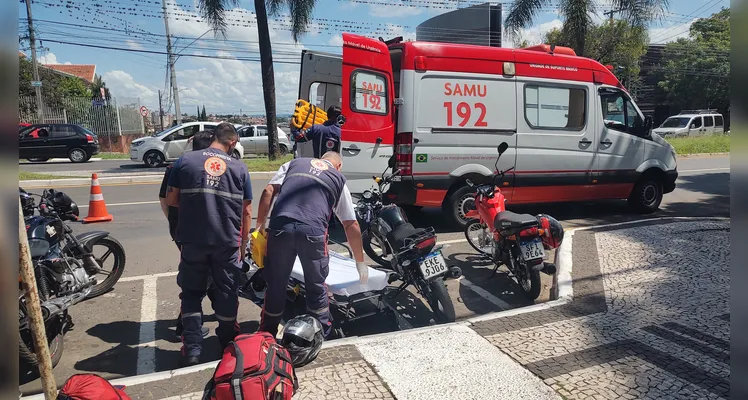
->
xmin=259 ymin=218 xmax=332 ymax=338
xmin=177 ymin=244 xmax=243 ymax=357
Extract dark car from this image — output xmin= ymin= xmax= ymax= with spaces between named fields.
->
xmin=19 ymin=124 xmax=100 ymax=163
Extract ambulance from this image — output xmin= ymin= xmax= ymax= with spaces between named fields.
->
xmin=297 ymin=34 xmax=678 ymax=228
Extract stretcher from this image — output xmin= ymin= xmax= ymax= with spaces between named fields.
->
xmin=240 ymin=240 xmax=410 ymax=338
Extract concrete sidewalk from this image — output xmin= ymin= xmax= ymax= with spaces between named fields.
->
xmin=21 ymin=217 xmax=730 ymax=399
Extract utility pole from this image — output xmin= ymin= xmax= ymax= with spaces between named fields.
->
xmin=25 ymin=0 xmax=44 ymax=124
xmin=162 ymin=0 xmax=181 ymax=124
xmin=603 ymin=8 xmax=624 ymax=23
xmin=158 ymin=90 xmax=164 ymax=131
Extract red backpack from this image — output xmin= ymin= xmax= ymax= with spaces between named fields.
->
xmin=204 ymin=332 xmax=298 ymax=400
xmin=56 ymin=374 xmax=131 ymax=400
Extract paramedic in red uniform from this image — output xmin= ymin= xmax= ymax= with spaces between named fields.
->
xmin=165 ymin=123 xmax=253 ymax=366
xmin=254 ymin=151 xmax=368 ymax=338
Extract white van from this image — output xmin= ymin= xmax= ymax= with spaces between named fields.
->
xmin=653 ymin=110 xmax=725 ymax=138
xmin=130 ymin=121 xmax=245 ymax=167
xmin=297 ymin=35 xmax=679 ymax=227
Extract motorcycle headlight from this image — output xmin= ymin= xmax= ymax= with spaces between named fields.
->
xmin=362 ymin=190 xmax=373 ymax=200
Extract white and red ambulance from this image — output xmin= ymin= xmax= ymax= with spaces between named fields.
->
xmin=297 ymin=34 xmax=678 ymax=228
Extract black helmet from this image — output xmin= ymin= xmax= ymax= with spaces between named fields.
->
xmin=536 ymin=214 xmax=564 ymax=250
xmin=280 ymin=315 xmax=324 ymax=368
xmin=51 ymin=191 xmax=79 ymax=220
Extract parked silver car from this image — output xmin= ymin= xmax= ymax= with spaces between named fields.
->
xmin=237 ymin=125 xmax=291 ymax=156
xmin=130 ymin=121 xmax=245 ymax=167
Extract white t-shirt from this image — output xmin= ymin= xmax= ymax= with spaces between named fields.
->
xmin=269 ymin=160 xmax=357 ymax=222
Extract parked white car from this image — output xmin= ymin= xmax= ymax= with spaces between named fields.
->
xmin=130 ymin=121 xmax=245 ymax=167
xmin=652 ymin=110 xmax=725 ymax=138
xmin=237 ymin=125 xmax=292 ymax=155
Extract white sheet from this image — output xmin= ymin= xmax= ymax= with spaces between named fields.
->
xmin=290 ymin=251 xmax=389 ymax=297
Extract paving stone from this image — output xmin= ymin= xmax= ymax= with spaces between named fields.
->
xmin=472 ymin=220 xmax=730 ymax=400
xmin=293 ymin=360 xmax=394 ymax=400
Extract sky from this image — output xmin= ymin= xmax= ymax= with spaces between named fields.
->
xmin=19 ymin=0 xmax=730 ymax=116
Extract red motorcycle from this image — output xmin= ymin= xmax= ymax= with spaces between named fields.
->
xmin=463 ymin=143 xmax=564 ymax=300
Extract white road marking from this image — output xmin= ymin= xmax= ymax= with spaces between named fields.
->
xmin=457 ymin=277 xmax=514 ymax=310
xmin=136 ymin=278 xmax=158 ymax=375
xmin=79 ymin=200 xmax=161 ymax=208
xmin=678 ymin=167 xmax=730 ymax=173
xmin=120 ymin=271 xmax=178 ymax=282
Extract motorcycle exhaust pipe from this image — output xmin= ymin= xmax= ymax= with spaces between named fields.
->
xmin=445 ymin=265 xmax=462 ymax=280
xmin=540 ymin=262 xmax=557 ymax=275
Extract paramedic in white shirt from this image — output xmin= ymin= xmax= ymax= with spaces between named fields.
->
xmin=254 ymin=152 xmax=367 ymax=338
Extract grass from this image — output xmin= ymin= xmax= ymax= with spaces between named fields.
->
xmin=243 ymin=154 xmax=293 ymax=172
xmin=665 ymin=134 xmax=731 ymax=155
xmin=19 ymin=171 xmax=77 ymax=181
xmin=98 ymin=152 xmax=130 ymax=159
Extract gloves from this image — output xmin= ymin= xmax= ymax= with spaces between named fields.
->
xmin=356 ymin=262 xmax=369 ymax=284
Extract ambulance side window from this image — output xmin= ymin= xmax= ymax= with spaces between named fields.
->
xmin=350 ymin=70 xmax=388 ymax=116
xmin=524 ymin=85 xmax=586 ymax=130
xmin=310 ymin=82 xmax=342 ymax=111
xmin=599 ymin=89 xmax=645 ymax=136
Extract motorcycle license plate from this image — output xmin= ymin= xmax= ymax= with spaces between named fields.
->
xmin=419 ymin=251 xmax=448 ymax=280
xmin=520 ymin=238 xmax=545 ymax=261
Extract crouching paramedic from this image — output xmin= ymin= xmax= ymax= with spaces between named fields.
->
xmin=255 ymin=151 xmax=368 ymax=338
xmin=165 ymin=123 xmax=253 ymax=366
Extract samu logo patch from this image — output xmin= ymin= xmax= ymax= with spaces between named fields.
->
xmin=204 ymin=157 xmax=227 ymax=177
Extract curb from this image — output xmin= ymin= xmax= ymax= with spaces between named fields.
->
xmin=19 ymin=216 xmax=730 ymax=399
xmin=19 ymin=172 xmax=278 ymax=188
xmin=677 ymin=152 xmax=730 ymax=158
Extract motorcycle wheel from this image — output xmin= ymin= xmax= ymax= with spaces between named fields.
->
xmin=362 ymin=231 xmax=393 ymax=268
xmin=510 ymin=255 xmax=541 ymax=300
xmin=464 ymin=219 xmax=492 ymax=255
xmin=86 ymin=236 xmax=126 ymax=299
xmin=19 ymin=328 xmax=64 ymax=369
xmin=426 ymin=280 xmax=456 ymax=323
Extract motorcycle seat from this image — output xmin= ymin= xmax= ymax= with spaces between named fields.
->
xmin=494 ymin=211 xmax=537 ymax=232
xmin=387 ymin=223 xmax=427 ymax=251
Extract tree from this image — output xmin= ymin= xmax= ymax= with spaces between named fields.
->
xmin=91 ymin=75 xmax=111 ymax=101
xmin=544 ymin=20 xmax=648 ymax=97
xmin=657 ymin=8 xmax=730 ymax=113
xmin=197 ymin=106 xmax=201 ymax=121
xmin=504 ymin=0 xmax=668 ymax=56
xmin=201 ymin=105 xmax=207 ymax=121
xmin=198 ymin=0 xmax=315 ymax=160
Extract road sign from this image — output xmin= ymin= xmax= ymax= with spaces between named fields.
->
xmin=92 ymin=99 xmax=105 ymax=107
xmin=31 ymin=81 xmax=42 ymax=87
xmin=140 ymin=106 xmax=149 ymax=117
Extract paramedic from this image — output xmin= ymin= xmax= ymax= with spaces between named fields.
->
xmin=165 ymin=123 xmax=253 ymax=367
xmin=158 ymin=130 xmax=214 ymax=339
xmin=294 ymin=105 xmax=342 ymax=159
xmin=254 ymin=151 xmax=368 ymax=339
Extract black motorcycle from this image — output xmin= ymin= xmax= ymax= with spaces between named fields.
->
xmin=356 ymin=158 xmax=462 ymax=323
xmin=19 ymin=188 xmax=126 ymax=368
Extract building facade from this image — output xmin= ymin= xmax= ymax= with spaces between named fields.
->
xmin=416 ymin=2 xmax=502 ymax=47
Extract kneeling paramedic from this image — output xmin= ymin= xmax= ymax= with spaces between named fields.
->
xmin=255 ymin=151 xmax=368 ymax=338
xmin=165 ymin=123 xmax=253 ymax=366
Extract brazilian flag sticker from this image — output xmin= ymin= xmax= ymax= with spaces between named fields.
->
xmin=415 ymin=154 xmax=428 ymax=163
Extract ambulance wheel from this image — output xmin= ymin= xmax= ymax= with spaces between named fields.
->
xmin=628 ymin=176 xmax=663 ymax=214
xmin=443 ymin=186 xmax=475 ymax=229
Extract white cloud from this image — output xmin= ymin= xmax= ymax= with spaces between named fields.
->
xmin=102 ymin=70 xmax=157 ymax=102
xmin=126 ymin=40 xmax=144 ymax=50
xmin=502 ymin=19 xmax=563 ymax=48
xmin=368 ymin=3 xmax=423 ymax=18
xmin=38 ymin=52 xmax=59 ymax=65
xmin=384 ymin=23 xmax=416 ymax=41
xmin=329 ymin=35 xmax=344 ymax=46
xmin=649 ymin=19 xmax=696 ymax=44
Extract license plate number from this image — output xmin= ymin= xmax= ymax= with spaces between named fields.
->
xmin=520 ymin=238 xmax=545 ymax=260
xmin=419 ymin=252 xmax=448 ymax=280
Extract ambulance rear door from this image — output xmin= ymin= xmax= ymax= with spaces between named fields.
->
xmin=341 ymin=33 xmax=396 ymax=193
xmin=297 ymin=50 xmax=343 ymax=158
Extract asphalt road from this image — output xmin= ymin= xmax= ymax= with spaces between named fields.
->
xmin=19 ymin=156 xmax=730 ymax=394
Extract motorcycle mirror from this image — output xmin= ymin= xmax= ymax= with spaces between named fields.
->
xmin=498 ymin=142 xmax=509 ymax=155
xmin=387 ymin=154 xmax=396 ymax=169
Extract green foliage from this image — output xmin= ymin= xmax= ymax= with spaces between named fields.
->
xmin=665 ymin=133 xmax=730 ymax=155
xmin=544 ymin=20 xmax=648 ymax=96
xmin=657 ymin=8 xmax=730 ymax=112
xmin=58 ymin=77 xmax=92 ymax=98
xmin=201 ymin=105 xmax=207 ymax=121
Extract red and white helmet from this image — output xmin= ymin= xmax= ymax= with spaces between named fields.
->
xmin=536 ymin=214 xmax=564 ymax=250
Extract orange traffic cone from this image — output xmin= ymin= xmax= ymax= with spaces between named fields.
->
xmin=83 ymin=173 xmax=113 ymax=223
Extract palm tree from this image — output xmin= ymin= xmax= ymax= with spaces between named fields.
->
xmin=504 ymin=0 xmax=669 ymax=56
xmin=198 ymin=0 xmax=316 ymax=160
